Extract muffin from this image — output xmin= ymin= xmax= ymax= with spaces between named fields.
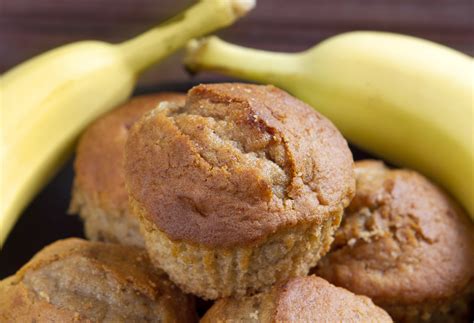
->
xmin=125 ymin=83 xmax=355 ymax=299
xmin=70 ymin=93 xmax=185 ymax=246
xmin=201 ymin=275 xmax=392 ymax=322
xmin=0 ymin=238 xmax=196 ymax=322
xmin=315 ymin=160 xmax=474 ymax=322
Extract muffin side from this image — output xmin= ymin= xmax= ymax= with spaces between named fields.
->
xmin=70 ymin=187 xmax=143 ymax=246
xmin=69 ymin=93 xmax=185 ymax=246
xmin=136 ymin=199 xmax=342 ymax=299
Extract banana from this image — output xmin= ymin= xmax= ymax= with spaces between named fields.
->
xmin=0 ymin=0 xmax=256 ymax=247
xmin=185 ymin=32 xmax=474 ymax=220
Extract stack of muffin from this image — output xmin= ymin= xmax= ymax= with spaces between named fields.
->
xmin=1 ymin=84 xmax=472 ymax=322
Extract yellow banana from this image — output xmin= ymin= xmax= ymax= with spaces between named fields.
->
xmin=0 ymin=0 xmax=255 ymax=247
xmin=185 ymin=32 xmax=474 ymax=219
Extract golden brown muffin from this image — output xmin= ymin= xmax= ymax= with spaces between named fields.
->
xmin=70 ymin=93 xmax=185 ymax=247
xmin=201 ymin=275 xmax=392 ymax=322
xmin=315 ymin=160 xmax=474 ymax=322
xmin=125 ymin=83 xmax=355 ymax=299
xmin=0 ymin=238 xmax=196 ymax=323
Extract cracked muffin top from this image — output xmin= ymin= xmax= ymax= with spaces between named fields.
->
xmin=315 ymin=160 xmax=474 ymax=306
xmin=0 ymin=238 xmax=196 ymax=322
xmin=72 ymin=93 xmax=185 ymax=219
xmin=125 ymin=83 xmax=355 ymax=246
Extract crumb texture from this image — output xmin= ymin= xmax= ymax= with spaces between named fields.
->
xmin=125 ymin=83 xmax=355 ymax=247
xmin=71 ymin=187 xmax=144 ymax=246
xmin=315 ymin=160 xmax=474 ymax=322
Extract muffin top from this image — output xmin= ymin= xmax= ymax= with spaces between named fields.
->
xmin=72 ymin=93 xmax=185 ymax=218
xmin=0 ymin=238 xmax=196 ymax=322
xmin=202 ymin=275 xmax=392 ymax=322
xmin=125 ymin=83 xmax=354 ymax=246
xmin=315 ymin=160 xmax=474 ymax=306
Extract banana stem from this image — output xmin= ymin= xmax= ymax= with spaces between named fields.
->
xmin=185 ymin=36 xmax=302 ymax=87
xmin=118 ymin=0 xmax=255 ymax=74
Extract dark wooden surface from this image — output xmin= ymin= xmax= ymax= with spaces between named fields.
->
xmin=1 ymin=0 xmax=473 ymax=85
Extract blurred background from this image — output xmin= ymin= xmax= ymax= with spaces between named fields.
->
xmin=1 ymin=0 xmax=473 ymax=86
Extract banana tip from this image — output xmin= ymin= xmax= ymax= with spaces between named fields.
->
xmin=231 ymin=0 xmax=256 ymax=17
xmin=185 ymin=38 xmax=211 ymax=71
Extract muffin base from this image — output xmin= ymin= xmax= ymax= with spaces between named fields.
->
xmin=138 ymin=203 xmax=342 ymax=300
xmin=69 ymin=187 xmax=144 ymax=247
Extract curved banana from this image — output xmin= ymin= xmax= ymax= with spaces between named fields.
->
xmin=185 ymin=32 xmax=474 ymax=219
xmin=0 ymin=0 xmax=255 ymax=247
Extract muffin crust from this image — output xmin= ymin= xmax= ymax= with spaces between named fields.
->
xmin=202 ymin=275 xmax=392 ymax=322
xmin=125 ymin=83 xmax=355 ymax=247
xmin=70 ymin=93 xmax=185 ymax=246
xmin=315 ymin=160 xmax=474 ymax=322
xmin=0 ymin=238 xmax=196 ymax=322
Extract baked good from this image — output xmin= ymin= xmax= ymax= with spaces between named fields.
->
xmin=314 ymin=160 xmax=474 ymax=322
xmin=125 ymin=83 xmax=355 ymax=299
xmin=0 ymin=238 xmax=196 ymax=322
xmin=201 ymin=275 xmax=392 ymax=322
xmin=70 ymin=93 xmax=185 ymax=246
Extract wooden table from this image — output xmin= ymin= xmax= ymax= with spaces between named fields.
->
xmin=1 ymin=0 xmax=473 ymax=85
